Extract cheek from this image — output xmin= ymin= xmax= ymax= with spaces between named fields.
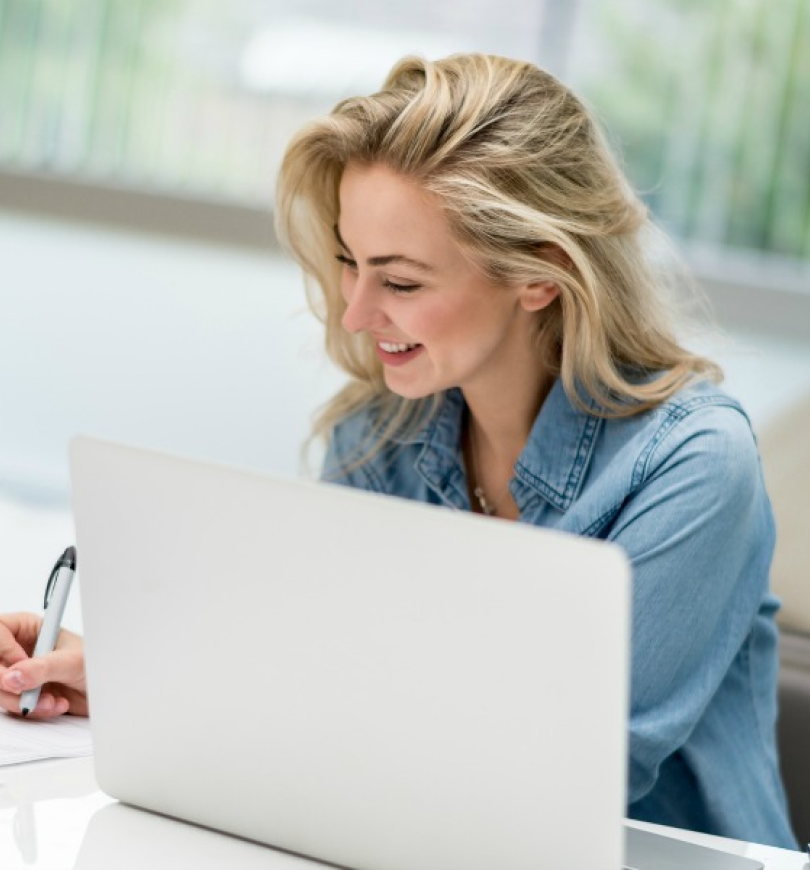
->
xmin=428 ymin=296 xmax=518 ymax=363
xmin=408 ymin=305 xmax=459 ymax=343
xmin=427 ymin=300 xmax=491 ymax=340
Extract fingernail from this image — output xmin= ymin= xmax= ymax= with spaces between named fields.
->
xmin=2 ymin=670 xmax=25 ymax=691
xmin=39 ymin=695 xmax=54 ymax=712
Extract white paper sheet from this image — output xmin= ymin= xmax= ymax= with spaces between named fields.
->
xmin=0 ymin=710 xmax=92 ymax=765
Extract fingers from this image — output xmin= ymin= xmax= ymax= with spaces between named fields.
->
xmin=0 ymin=664 xmax=37 ymax=715
xmin=0 ymin=613 xmax=38 ymax=716
xmin=0 ymin=667 xmax=80 ymax=718
xmin=0 ymin=677 xmax=85 ymax=718
xmin=5 ymin=688 xmax=70 ymax=719
xmin=0 ymin=613 xmax=39 ymax=665
xmin=4 ymin=647 xmax=86 ymax=696
xmin=0 ymin=686 xmax=24 ymax=715
xmin=0 ymin=615 xmax=89 ymax=718
xmin=29 ymin=693 xmax=71 ymax=718
xmin=0 ymin=689 xmax=70 ymax=718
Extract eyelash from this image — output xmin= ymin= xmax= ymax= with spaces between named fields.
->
xmin=334 ymin=254 xmax=420 ymax=295
xmin=383 ymin=280 xmax=419 ymax=295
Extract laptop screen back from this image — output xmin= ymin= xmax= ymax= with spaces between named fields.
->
xmin=71 ymin=435 xmax=630 ymax=870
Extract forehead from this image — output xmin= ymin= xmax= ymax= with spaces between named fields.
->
xmin=337 ymin=163 xmax=454 ymax=255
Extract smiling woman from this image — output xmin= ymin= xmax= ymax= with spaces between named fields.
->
xmin=271 ymin=53 xmax=798 ymax=848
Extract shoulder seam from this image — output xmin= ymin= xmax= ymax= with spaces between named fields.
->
xmin=631 ymin=395 xmax=749 ymax=488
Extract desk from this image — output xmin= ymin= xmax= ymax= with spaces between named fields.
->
xmin=1 ymin=757 xmax=807 ymax=869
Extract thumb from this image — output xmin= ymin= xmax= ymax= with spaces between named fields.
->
xmin=4 ymin=648 xmax=84 ymax=692
xmin=0 ymin=665 xmax=28 ymax=692
xmin=0 ymin=637 xmax=28 ymax=671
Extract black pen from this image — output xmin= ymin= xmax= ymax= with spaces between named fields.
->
xmin=20 ymin=547 xmax=77 ymax=717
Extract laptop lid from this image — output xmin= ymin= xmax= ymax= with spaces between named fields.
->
xmin=70 ymin=435 xmax=631 ymax=870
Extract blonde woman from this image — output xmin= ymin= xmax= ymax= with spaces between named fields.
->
xmin=275 ymin=54 xmax=795 ymax=849
xmin=0 ymin=53 xmax=796 ymax=849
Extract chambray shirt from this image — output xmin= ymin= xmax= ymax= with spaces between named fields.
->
xmin=322 ymin=378 xmax=797 ymax=849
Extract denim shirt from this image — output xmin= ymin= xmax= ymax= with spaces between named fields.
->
xmin=322 ymin=378 xmax=797 ymax=849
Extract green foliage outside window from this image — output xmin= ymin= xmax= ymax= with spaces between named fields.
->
xmin=0 ymin=0 xmax=808 ymax=261
xmin=577 ymin=0 xmax=810 ymax=259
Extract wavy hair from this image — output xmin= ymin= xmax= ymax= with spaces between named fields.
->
xmin=275 ymin=53 xmax=720 ymax=451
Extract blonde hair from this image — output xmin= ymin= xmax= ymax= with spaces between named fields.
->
xmin=275 ymin=53 xmax=720 ymax=453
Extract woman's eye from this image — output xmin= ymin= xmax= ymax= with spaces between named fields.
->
xmin=335 ymin=254 xmax=418 ymax=294
xmin=383 ymin=280 xmax=420 ymax=295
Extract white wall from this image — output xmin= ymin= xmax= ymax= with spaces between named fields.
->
xmin=0 ymin=211 xmax=344 ymax=501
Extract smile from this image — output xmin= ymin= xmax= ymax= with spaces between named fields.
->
xmin=375 ymin=341 xmax=425 ymax=367
xmin=378 ymin=341 xmax=420 ymax=353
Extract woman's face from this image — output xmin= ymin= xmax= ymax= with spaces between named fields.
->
xmin=337 ymin=162 xmax=549 ymax=404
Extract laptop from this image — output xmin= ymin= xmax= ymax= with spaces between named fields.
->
xmin=69 ymin=436 xmax=762 ymax=870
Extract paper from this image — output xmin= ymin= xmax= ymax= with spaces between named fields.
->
xmin=0 ymin=710 xmax=93 ymax=765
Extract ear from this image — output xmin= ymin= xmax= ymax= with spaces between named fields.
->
xmin=519 ymin=280 xmax=560 ymax=313
xmin=518 ymin=241 xmax=570 ymax=312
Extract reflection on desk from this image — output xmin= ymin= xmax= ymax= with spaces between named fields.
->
xmin=76 ymin=802 xmax=326 ymax=870
xmin=0 ymin=758 xmax=112 ymax=869
xmin=1 ymin=757 xmax=808 ymax=870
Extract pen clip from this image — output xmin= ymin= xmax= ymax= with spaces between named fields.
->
xmin=43 ymin=546 xmax=77 ymax=608
xmin=43 ymin=563 xmax=61 ymax=608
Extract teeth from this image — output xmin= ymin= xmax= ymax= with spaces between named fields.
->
xmin=379 ymin=341 xmax=417 ymax=353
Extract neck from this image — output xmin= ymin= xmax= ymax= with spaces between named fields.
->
xmin=463 ymin=370 xmax=554 ymax=466
xmin=462 ymin=370 xmax=555 ymax=520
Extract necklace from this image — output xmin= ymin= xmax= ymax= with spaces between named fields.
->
xmin=466 ymin=419 xmax=497 ymax=517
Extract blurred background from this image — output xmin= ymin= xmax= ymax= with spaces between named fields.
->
xmin=1 ymin=0 xmax=809 ymax=628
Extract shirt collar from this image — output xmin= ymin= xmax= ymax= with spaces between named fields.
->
xmin=385 ymin=391 xmax=467 ymax=509
xmin=513 ymin=378 xmax=602 ymax=512
xmin=389 ymin=381 xmax=602 ymax=513
xmin=388 ymin=389 xmax=465 ymax=450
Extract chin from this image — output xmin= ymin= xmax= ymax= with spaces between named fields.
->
xmin=383 ymin=377 xmax=439 ymax=401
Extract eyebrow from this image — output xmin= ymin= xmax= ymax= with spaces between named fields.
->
xmin=333 ymin=225 xmax=436 ymax=274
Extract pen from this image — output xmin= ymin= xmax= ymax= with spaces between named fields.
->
xmin=20 ymin=546 xmax=77 ymax=717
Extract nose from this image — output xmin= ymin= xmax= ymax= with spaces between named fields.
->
xmin=341 ymin=274 xmax=388 ymax=334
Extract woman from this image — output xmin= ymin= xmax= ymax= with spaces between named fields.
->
xmin=0 ymin=53 xmax=796 ymax=848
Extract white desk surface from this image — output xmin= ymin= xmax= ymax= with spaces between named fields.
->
xmin=1 ymin=756 xmax=807 ymax=869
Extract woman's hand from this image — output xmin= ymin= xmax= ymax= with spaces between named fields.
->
xmin=0 ymin=613 xmax=88 ymax=718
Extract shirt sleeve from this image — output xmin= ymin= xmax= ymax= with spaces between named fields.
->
xmin=606 ymin=404 xmax=776 ymax=803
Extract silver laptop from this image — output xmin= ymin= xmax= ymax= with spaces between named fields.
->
xmin=69 ymin=436 xmax=761 ymax=870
